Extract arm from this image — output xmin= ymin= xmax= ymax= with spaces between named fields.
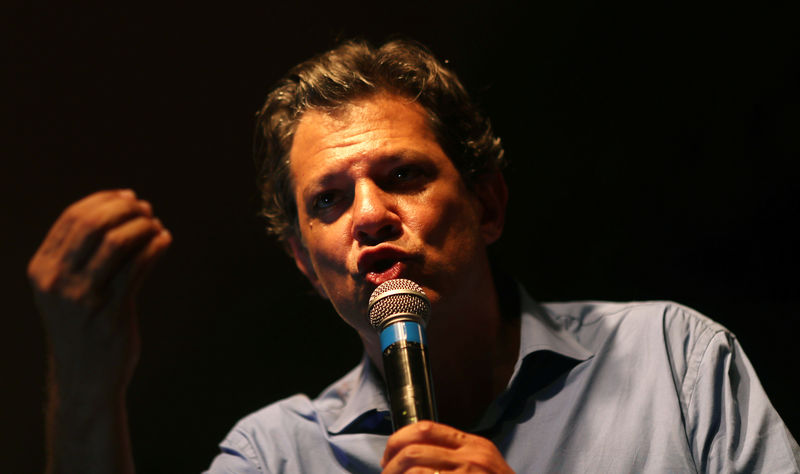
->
xmin=28 ymin=189 xmax=171 ymax=474
xmin=381 ymin=421 xmax=514 ymax=473
xmin=684 ymin=330 xmax=800 ymax=472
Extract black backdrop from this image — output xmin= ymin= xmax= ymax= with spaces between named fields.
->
xmin=3 ymin=1 xmax=798 ymax=472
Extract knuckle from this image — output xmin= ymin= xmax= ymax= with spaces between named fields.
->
xmin=75 ymin=212 xmax=101 ymax=231
xmin=26 ymin=257 xmax=41 ymax=281
xmin=385 ymin=431 xmax=405 ymax=447
xmin=30 ymin=264 xmax=66 ymax=294
xmin=458 ymin=448 xmax=503 ymax=473
xmin=103 ymin=230 xmax=127 ymax=250
xmin=401 ymin=445 xmax=425 ymax=461
xmin=138 ymin=199 xmax=153 ymax=215
xmin=415 ymin=420 xmax=436 ymax=439
xmin=89 ymin=212 xmax=111 ymax=229
xmin=36 ymin=273 xmax=60 ymax=293
xmin=147 ymin=217 xmax=163 ymax=233
xmin=465 ymin=456 xmax=491 ymax=469
xmin=392 ymin=446 xmax=426 ymax=471
xmin=417 ymin=420 xmax=435 ymax=431
xmin=383 ymin=435 xmax=396 ymax=449
xmin=406 ymin=468 xmax=428 ymax=474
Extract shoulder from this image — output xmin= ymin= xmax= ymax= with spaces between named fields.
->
xmin=540 ymin=300 xmax=730 ymax=347
xmin=538 ymin=300 xmax=737 ymax=389
xmin=210 ymin=363 xmax=365 ymax=472
xmin=225 ymin=392 xmax=318 ymax=440
xmin=531 ymin=301 xmax=800 ymax=471
xmin=540 ymin=299 xmax=722 ymax=329
xmin=214 ymin=393 xmax=318 ymax=471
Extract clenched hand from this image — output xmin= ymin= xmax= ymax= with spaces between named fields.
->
xmin=29 ymin=189 xmax=171 ymax=394
xmin=381 ymin=421 xmax=515 ymax=473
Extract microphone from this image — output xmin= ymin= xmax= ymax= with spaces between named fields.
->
xmin=369 ymin=278 xmax=437 ymax=430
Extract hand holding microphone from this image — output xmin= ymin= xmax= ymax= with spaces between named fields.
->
xmin=372 ymin=279 xmax=514 ymax=473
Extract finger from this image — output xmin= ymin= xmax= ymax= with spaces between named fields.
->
xmin=381 ymin=444 xmax=459 ymax=474
xmin=86 ymin=216 xmax=164 ymax=291
xmin=28 ymin=190 xmax=144 ymax=292
xmin=36 ymin=190 xmax=136 ymax=252
xmin=66 ymin=189 xmax=139 ymax=216
xmin=127 ymin=227 xmax=172 ymax=296
xmin=382 ymin=421 xmax=465 ymax=466
xmin=39 ymin=190 xmax=149 ymax=268
xmin=64 ymin=196 xmax=155 ymax=271
xmin=107 ymin=226 xmax=172 ymax=304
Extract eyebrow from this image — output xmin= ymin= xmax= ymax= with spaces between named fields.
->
xmin=299 ymin=151 xmax=432 ymax=198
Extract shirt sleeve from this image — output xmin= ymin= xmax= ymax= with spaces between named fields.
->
xmin=205 ymin=451 xmax=262 ymax=474
xmin=684 ymin=329 xmax=800 ymax=473
xmin=204 ymin=429 xmax=265 ymax=474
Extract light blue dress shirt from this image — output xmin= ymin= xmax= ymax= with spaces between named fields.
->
xmin=208 ymin=287 xmax=800 ymax=472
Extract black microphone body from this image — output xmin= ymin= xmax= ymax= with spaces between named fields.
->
xmin=369 ymin=279 xmax=438 ymax=430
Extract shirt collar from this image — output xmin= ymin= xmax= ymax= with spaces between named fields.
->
xmin=323 ymin=353 xmax=392 ymax=435
xmin=322 ymin=282 xmax=594 ymax=435
xmin=468 ymin=284 xmax=594 ymax=433
xmin=513 ymin=283 xmax=593 ymax=375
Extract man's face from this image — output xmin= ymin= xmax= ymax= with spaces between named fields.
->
xmin=287 ymin=93 xmax=504 ymax=348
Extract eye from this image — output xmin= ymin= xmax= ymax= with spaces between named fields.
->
xmin=391 ymin=165 xmax=422 ymax=182
xmin=312 ymin=191 xmax=339 ymax=210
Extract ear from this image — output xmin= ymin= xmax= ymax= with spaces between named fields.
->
xmin=287 ymin=234 xmax=329 ymax=300
xmin=473 ymin=171 xmax=508 ymax=245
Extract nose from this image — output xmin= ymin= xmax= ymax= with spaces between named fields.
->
xmin=351 ymin=180 xmax=401 ymax=245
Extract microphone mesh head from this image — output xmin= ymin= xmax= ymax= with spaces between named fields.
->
xmin=368 ymin=278 xmax=430 ymax=330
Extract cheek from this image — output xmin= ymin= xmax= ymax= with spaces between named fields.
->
xmin=411 ymin=189 xmax=482 ymax=251
xmin=303 ymin=222 xmax=352 ymax=273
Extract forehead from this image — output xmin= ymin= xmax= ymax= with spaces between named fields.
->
xmin=288 ymin=94 xmax=442 ymax=183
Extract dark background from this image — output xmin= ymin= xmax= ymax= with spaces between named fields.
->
xmin=2 ymin=1 xmax=798 ymax=472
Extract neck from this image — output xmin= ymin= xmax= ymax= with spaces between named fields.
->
xmin=427 ymin=272 xmax=520 ymax=430
xmin=364 ymin=269 xmax=521 ymax=431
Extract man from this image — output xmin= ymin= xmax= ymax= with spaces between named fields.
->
xmin=29 ymin=40 xmax=799 ymax=473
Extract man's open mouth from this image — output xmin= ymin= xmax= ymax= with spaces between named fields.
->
xmin=370 ymin=258 xmax=396 ymax=273
xmin=364 ymin=260 xmax=405 ymax=286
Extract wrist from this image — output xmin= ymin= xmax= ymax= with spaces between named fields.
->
xmin=47 ymin=353 xmax=131 ymax=409
xmin=46 ymin=379 xmax=134 ymax=474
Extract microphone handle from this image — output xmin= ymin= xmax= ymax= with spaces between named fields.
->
xmin=380 ymin=320 xmax=437 ymax=430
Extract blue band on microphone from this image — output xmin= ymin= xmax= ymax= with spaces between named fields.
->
xmin=380 ymin=320 xmax=427 ymax=352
